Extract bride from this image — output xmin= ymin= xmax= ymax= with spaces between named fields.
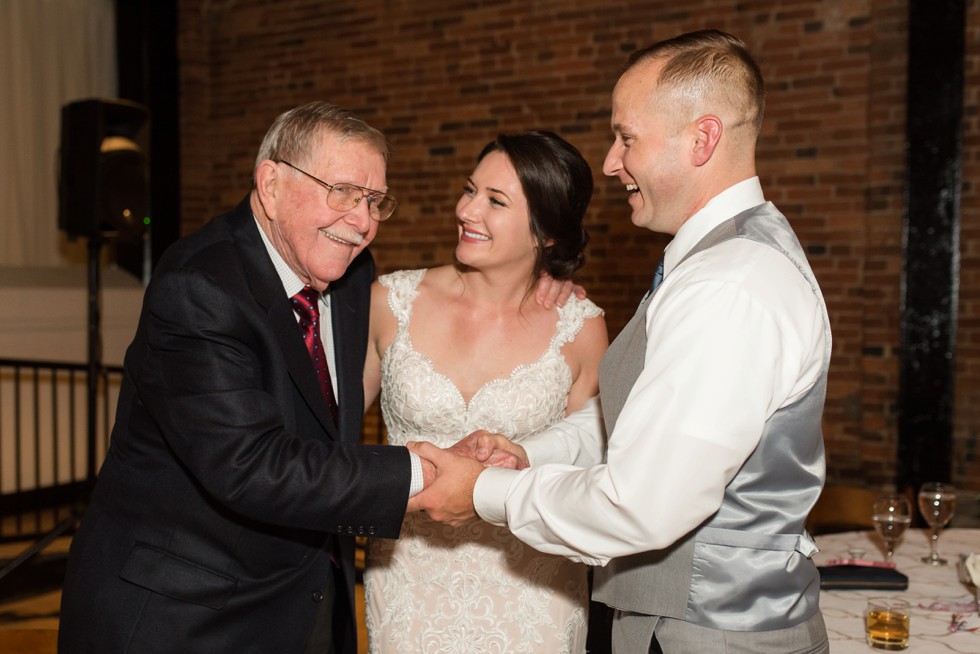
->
xmin=362 ymin=130 xmax=608 ymax=653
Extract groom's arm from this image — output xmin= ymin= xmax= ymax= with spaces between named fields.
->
xmin=472 ymin=401 xmax=604 ymax=527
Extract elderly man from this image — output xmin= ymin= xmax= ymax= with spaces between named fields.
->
xmin=415 ymin=30 xmax=832 ymax=654
xmin=59 ymin=102 xmax=423 ymax=654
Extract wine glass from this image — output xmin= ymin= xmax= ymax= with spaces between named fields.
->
xmin=871 ymin=493 xmax=911 ymax=562
xmin=917 ymin=482 xmax=957 ymax=565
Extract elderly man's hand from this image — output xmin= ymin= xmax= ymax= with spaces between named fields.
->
xmin=405 ymin=450 xmax=437 ymax=513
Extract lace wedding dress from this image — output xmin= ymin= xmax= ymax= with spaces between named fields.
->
xmin=364 ymin=268 xmax=602 ymax=654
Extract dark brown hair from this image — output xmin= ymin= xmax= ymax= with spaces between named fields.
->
xmin=477 ymin=131 xmax=593 ymax=280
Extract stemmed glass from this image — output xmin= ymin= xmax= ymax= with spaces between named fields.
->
xmin=917 ymin=482 xmax=957 ymax=565
xmin=871 ymin=493 xmax=912 ymax=562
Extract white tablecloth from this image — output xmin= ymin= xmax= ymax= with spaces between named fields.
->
xmin=814 ymin=528 xmax=980 ymax=652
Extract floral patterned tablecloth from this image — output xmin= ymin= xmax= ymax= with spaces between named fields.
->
xmin=815 ymin=528 xmax=980 ymax=652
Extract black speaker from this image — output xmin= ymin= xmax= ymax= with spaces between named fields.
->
xmin=58 ymin=98 xmax=150 ymax=240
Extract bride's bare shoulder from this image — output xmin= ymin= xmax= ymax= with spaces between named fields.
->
xmin=417 ymin=265 xmax=461 ymax=294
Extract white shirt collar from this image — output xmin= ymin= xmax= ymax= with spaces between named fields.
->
xmin=253 ymin=215 xmax=309 ymax=299
xmin=664 ymin=177 xmax=766 ymax=274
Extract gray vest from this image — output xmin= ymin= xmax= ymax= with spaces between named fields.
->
xmin=592 ymin=203 xmax=830 ymax=632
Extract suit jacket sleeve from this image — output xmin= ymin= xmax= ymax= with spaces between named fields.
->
xmin=134 ymin=247 xmax=410 ymax=537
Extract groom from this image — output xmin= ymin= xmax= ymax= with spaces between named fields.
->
xmin=414 ymin=30 xmax=832 ymax=654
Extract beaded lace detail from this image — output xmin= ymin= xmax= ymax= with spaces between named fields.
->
xmin=365 ymin=268 xmax=602 ymax=654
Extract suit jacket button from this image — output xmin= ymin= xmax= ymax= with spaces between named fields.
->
xmin=312 ymin=590 xmax=324 ymax=603
xmin=368 ymin=526 xmax=376 ymax=535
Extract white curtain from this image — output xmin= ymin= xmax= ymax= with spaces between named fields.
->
xmin=0 ymin=0 xmax=116 ymax=267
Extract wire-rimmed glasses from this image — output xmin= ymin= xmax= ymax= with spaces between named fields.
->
xmin=277 ymin=159 xmax=397 ymax=221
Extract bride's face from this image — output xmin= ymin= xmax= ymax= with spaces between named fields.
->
xmin=454 ymin=151 xmax=537 ymax=275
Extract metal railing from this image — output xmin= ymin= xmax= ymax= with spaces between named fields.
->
xmin=0 ymin=357 xmax=122 ymax=544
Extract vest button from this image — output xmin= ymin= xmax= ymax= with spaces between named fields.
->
xmin=312 ymin=590 xmax=324 ymax=603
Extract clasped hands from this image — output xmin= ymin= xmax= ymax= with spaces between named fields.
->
xmin=405 ymin=431 xmax=528 ymax=526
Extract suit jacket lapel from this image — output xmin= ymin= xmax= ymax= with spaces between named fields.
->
xmin=327 ymin=250 xmax=373 ymax=445
xmin=329 ymin=270 xmax=360 ymax=444
xmin=228 ymin=199 xmax=340 ymax=438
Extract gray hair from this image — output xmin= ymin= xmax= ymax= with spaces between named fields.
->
xmin=253 ymin=101 xmax=389 ymax=180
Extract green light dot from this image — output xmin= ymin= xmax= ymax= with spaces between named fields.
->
xmin=143 ymin=217 xmax=151 ymax=225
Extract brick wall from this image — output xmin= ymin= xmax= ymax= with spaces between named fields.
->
xmin=176 ymin=0 xmax=980 ymax=494
xmin=957 ymin=1 xmax=980 ymax=488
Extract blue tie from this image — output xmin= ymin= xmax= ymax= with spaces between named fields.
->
xmin=650 ymin=255 xmax=665 ymax=295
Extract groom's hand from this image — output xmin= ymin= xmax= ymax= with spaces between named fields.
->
xmin=408 ymin=441 xmax=483 ymax=526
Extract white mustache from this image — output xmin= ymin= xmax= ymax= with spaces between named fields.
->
xmin=320 ymin=227 xmax=364 ymax=246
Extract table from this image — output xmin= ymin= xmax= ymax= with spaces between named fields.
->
xmin=814 ymin=528 xmax=980 ymax=652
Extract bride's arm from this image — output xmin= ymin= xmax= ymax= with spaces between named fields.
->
xmin=562 ymin=313 xmax=608 ymax=415
xmin=518 ymin=397 xmax=605 ymax=468
xmin=519 ymin=313 xmax=608 ymax=467
xmin=363 ymin=281 xmax=390 ymax=411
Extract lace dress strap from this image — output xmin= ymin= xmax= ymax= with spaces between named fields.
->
xmin=378 ymin=269 xmax=426 ymax=336
xmin=552 ymin=296 xmax=604 ymax=350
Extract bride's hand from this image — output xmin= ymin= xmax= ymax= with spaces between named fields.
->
xmin=450 ymin=430 xmax=528 ymax=470
xmin=534 ymin=274 xmax=586 ymax=309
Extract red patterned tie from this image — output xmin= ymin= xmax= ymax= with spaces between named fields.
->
xmin=291 ymin=286 xmax=339 ymax=423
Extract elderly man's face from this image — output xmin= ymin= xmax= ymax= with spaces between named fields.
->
xmin=266 ymin=131 xmax=385 ymax=291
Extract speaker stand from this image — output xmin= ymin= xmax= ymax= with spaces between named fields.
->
xmin=86 ymin=235 xmax=103 ymax=486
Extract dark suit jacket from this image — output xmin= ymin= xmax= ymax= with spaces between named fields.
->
xmin=58 ymin=197 xmax=411 ymax=654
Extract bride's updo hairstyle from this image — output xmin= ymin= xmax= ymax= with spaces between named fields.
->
xmin=476 ymin=131 xmax=593 ymax=280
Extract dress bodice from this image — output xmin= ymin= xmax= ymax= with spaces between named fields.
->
xmin=378 ymin=268 xmax=602 ymax=447
xmin=366 ymin=268 xmax=602 ymax=653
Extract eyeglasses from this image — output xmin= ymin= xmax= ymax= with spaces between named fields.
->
xmin=277 ymin=160 xmax=397 ymax=221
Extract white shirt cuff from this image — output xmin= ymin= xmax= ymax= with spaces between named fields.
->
xmin=473 ymin=466 xmax=522 ymax=526
xmin=408 ymin=451 xmax=424 ymax=497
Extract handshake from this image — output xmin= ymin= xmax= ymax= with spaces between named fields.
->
xmin=405 ymin=431 xmax=528 ymax=526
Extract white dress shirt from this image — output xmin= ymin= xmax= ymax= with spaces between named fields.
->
xmin=474 ymin=178 xmax=828 ymax=566
xmin=254 ymin=218 xmax=340 ymax=394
